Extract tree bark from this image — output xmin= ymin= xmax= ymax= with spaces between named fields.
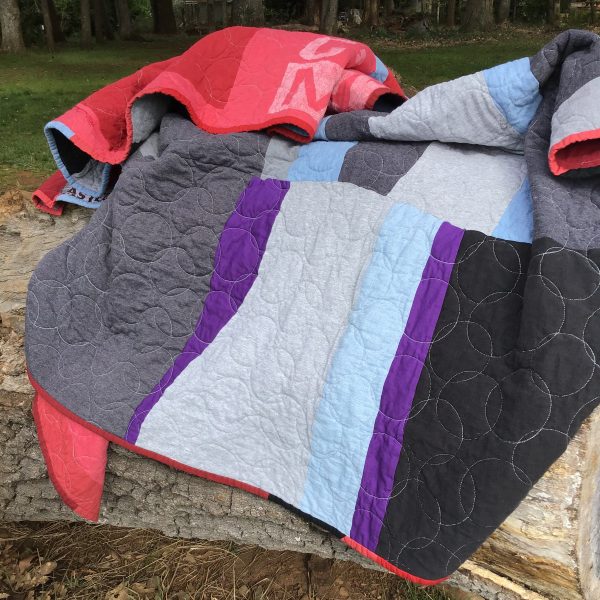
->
xmin=495 ymin=0 xmax=510 ymax=23
xmin=80 ymin=0 xmax=93 ymax=47
xmin=0 ymin=0 xmax=25 ymax=52
xmin=40 ymin=0 xmax=55 ymax=52
xmin=461 ymin=0 xmax=494 ymax=31
xmin=48 ymin=0 xmax=65 ymax=42
xmin=365 ymin=0 xmax=379 ymax=25
xmin=94 ymin=0 xmax=106 ymax=42
xmin=319 ymin=0 xmax=338 ymax=33
xmin=546 ymin=0 xmax=560 ymax=25
xmin=1 ymin=190 xmax=600 ymax=600
xmin=116 ymin=0 xmax=132 ymax=39
xmin=151 ymin=0 xmax=177 ymax=34
xmin=447 ymin=0 xmax=456 ymax=25
xmin=304 ymin=0 xmax=321 ymax=26
xmin=384 ymin=0 xmax=394 ymax=19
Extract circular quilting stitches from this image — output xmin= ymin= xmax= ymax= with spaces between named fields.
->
xmin=168 ymin=187 xmax=219 ymax=233
xmin=532 ymin=332 xmax=596 ymax=397
xmin=358 ymin=433 xmax=403 ymax=498
xmin=83 ymin=242 xmax=124 ymax=293
xmin=485 ymin=369 xmax=552 ymax=443
xmin=466 ymin=458 xmax=530 ymax=528
xmin=214 ymin=228 xmax=260 ymax=282
xmin=409 ymin=401 xmax=463 ymax=459
xmin=456 ymin=238 xmax=522 ymax=305
xmin=57 ymin=294 xmax=102 ymax=345
xmin=122 ymin=211 xmax=172 ymax=263
xmin=437 ymin=372 xmax=500 ymax=440
xmin=584 ymin=307 xmax=600 ymax=362
xmin=394 ymin=540 xmax=460 ymax=579
xmin=28 ymin=278 xmax=71 ymax=329
xmin=418 ymin=456 xmax=475 ymax=527
xmin=58 ymin=342 xmax=95 ymax=380
xmin=379 ymin=479 xmax=441 ymax=551
xmin=429 ymin=320 xmax=491 ymax=382
xmin=389 ymin=449 xmax=412 ymax=498
xmin=91 ymin=362 xmax=143 ymax=413
xmin=102 ymin=272 xmax=156 ymax=331
xmin=511 ymin=428 xmax=569 ymax=484
xmin=430 ymin=283 xmax=461 ymax=344
xmin=517 ymin=273 xmax=565 ymax=351
xmin=468 ymin=291 xmax=524 ymax=357
xmin=539 ymin=246 xmax=600 ymax=301
xmin=402 ymin=365 xmax=432 ymax=421
xmin=175 ymin=224 xmax=218 ymax=278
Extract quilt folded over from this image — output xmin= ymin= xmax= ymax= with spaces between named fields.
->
xmin=39 ymin=26 xmax=404 ymax=210
xmin=25 ymin=29 xmax=600 ymax=585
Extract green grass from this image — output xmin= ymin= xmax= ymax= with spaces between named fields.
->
xmin=0 ymin=30 xmax=553 ymax=190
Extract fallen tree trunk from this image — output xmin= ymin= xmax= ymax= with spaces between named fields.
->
xmin=1 ymin=191 xmax=599 ymax=600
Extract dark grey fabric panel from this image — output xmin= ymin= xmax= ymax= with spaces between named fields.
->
xmin=339 ymin=140 xmax=428 ymax=196
xmin=26 ymin=114 xmax=269 ymax=437
xmin=526 ymin=32 xmax=600 ymax=248
xmin=324 ymin=110 xmax=384 ymax=141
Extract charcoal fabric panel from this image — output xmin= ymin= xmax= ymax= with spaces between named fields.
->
xmin=323 ymin=110 xmax=383 ymax=141
xmin=26 ymin=115 xmax=269 ymax=437
xmin=299 ymin=202 xmax=442 ymax=535
xmin=492 ymin=178 xmax=533 ymax=243
xmin=339 ymin=141 xmax=428 ymax=196
xmin=350 ymin=222 xmax=464 ymax=551
xmin=375 ymin=232 xmax=600 ymax=580
xmin=134 ymin=181 xmax=395 ymax=505
xmin=126 ymin=178 xmax=290 ymax=442
xmin=483 ymin=58 xmax=541 ymax=135
xmin=387 ymin=142 xmax=526 ymax=234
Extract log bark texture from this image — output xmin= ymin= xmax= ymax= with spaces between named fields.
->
xmin=1 ymin=190 xmax=599 ymax=600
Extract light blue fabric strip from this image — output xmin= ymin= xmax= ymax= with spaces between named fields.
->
xmin=492 ymin=177 xmax=533 ymax=243
xmin=314 ymin=116 xmax=331 ymax=141
xmin=371 ymin=56 xmax=388 ymax=83
xmin=287 ymin=141 xmax=356 ymax=182
xmin=299 ymin=202 xmax=442 ymax=535
xmin=483 ymin=57 xmax=541 ymax=135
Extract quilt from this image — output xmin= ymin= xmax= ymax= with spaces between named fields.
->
xmin=25 ymin=28 xmax=600 ymax=585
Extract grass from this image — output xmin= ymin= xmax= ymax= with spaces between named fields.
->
xmin=0 ymin=28 xmax=555 ymax=191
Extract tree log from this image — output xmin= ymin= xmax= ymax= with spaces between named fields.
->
xmin=1 ymin=190 xmax=599 ymax=600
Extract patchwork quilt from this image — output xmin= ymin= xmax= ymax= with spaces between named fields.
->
xmin=25 ymin=28 xmax=600 ymax=585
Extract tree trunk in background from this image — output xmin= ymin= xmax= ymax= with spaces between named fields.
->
xmin=461 ymin=0 xmax=493 ymax=31
xmin=116 ymin=0 xmax=132 ymax=39
xmin=319 ymin=0 xmax=337 ymax=33
xmin=151 ymin=0 xmax=177 ymax=34
xmin=94 ymin=0 xmax=106 ymax=42
xmin=384 ymin=0 xmax=394 ymax=19
xmin=247 ymin=0 xmax=265 ymax=25
xmin=546 ymin=0 xmax=560 ymax=25
xmin=365 ymin=0 xmax=379 ymax=25
xmin=48 ymin=0 xmax=65 ymax=42
xmin=304 ymin=0 xmax=321 ymax=25
xmin=0 ymin=0 xmax=25 ymax=52
xmin=592 ymin=0 xmax=597 ymax=24
xmin=80 ymin=0 xmax=93 ymax=47
xmin=40 ymin=0 xmax=55 ymax=51
xmin=495 ymin=0 xmax=510 ymax=22
xmin=207 ymin=0 xmax=215 ymax=31
xmin=447 ymin=0 xmax=456 ymax=24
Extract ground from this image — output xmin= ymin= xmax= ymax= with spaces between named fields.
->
xmin=0 ymin=27 xmax=561 ymax=600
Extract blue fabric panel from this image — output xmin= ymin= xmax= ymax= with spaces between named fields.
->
xmin=492 ymin=177 xmax=533 ymax=243
xmin=287 ymin=141 xmax=356 ymax=181
xmin=299 ymin=202 xmax=442 ymax=535
xmin=483 ymin=57 xmax=541 ymax=135
xmin=371 ymin=56 xmax=389 ymax=83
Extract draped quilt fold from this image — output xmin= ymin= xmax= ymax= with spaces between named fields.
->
xmin=26 ymin=28 xmax=600 ymax=584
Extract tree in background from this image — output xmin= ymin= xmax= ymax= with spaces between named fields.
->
xmin=462 ymin=0 xmax=494 ymax=30
xmin=447 ymin=0 xmax=457 ymax=25
xmin=495 ymin=0 xmax=510 ymax=22
xmin=116 ymin=0 xmax=133 ymax=38
xmin=364 ymin=0 xmax=379 ymax=26
xmin=319 ymin=0 xmax=337 ymax=32
xmin=40 ymin=0 xmax=56 ymax=49
xmin=0 ymin=0 xmax=26 ymax=51
xmin=151 ymin=0 xmax=177 ymax=32
xmin=80 ymin=0 xmax=93 ymax=45
xmin=232 ymin=0 xmax=264 ymax=25
xmin=94 ymin=0 xmax=106 ymax=41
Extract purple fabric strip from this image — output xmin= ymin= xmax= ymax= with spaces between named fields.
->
xmin=349 ymin=221 xmax=464 ymax=550
xmin=125 ymin=177 xmax=290 ymax=443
